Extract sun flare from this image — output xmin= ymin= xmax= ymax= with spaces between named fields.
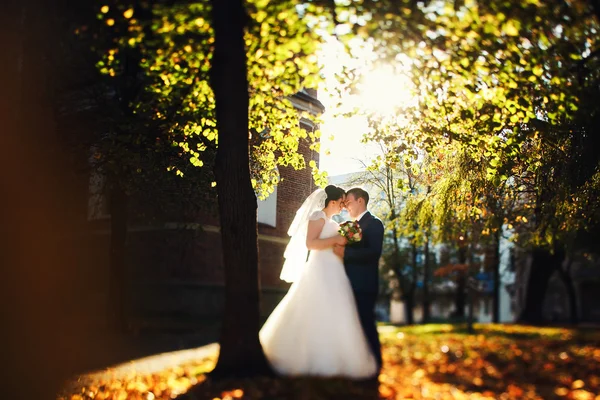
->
xmin=356 ymin=66 xmax=417 ymax=116
xmin=317 ymin=38 xmax=417 ymax=176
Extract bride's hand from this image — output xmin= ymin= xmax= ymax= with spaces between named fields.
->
xmin=335 ymin=235 xmax=347 ymax=246
xmin=333 ymin=243 xmax=345 ymax=258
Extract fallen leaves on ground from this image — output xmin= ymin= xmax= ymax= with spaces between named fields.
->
xmin=378 ymin=324 xmax=600 ymax=399
xmin=58 ymin=355 xmax=217 ymax=400
xmin=58 ymin=324 xmax=600 ymax=400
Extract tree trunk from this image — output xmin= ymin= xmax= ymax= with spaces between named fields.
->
xmin=108 ymin=182 xmax=128 ymax=332
xmin=391 ymin=216 xmax=407 ymax=297
xmin=209 ymin=0 xmax=271 ymax=378
xmin=453 ymin=272 xmax=466 ymax=319
xmin=2 ymin=0 xmax=92 ymax=396
xmin=557 ymin=261 xmax=578 ymax=325
xmin=404 ymin=295 xmax=415 ymax=325
xmin=391 ymin=220 xmax=411 ymax=324
xmin=466 ymin=249 xmax=475 ymax=333
xmin=517 ymin=247 xmax=564 ymax=324
xmin=492 ymin=229 xmax=501 ymax=323
xmin=591 ymin=0 xmax=600 ymax=22
xmin=422 ymin=236 xmax=431 ymax=323
xmin=453 ymin=244 xmax=467 ymax=319
xmin=406 ymin=242 xmax=418 ymax=325
xmin=466 ymin=284 xmax=475 ymax=333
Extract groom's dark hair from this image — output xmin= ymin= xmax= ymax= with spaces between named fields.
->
xmin=347 ymin=188 xmax=369 ymax=206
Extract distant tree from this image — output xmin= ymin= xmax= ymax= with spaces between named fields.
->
xmin=348 ymin=0 xmax=600 ymax=324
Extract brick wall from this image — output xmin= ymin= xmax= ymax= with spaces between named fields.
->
xmin=258 ymin=138 xmax=319 ymax=239
xmin=256 ymin=137 xmax=319 ymax=289
xmin=74 ymin=135 xmax=320 ymax=324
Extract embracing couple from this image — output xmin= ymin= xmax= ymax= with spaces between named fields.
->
xmin=259 ymin=185 xmax=384 ymax=380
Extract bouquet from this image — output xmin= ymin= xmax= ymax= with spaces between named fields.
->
xmin=338 ymin=220 xmax=363 ymax=244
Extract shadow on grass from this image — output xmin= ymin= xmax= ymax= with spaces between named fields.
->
xmin=69 ymin=319 xmax=221 ymax=376
xmin=177 ymin=376 xmax=381 ymax=400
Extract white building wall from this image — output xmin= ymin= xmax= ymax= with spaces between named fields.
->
xmin=257 ymin=187 xmax=277 ymax=227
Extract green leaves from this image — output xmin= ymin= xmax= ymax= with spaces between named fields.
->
xmin=532 ymin=65 xmax=544 ymax=77
xmin=90 ymin=0 xmax=328 ymax=198
xmin=336 ymin=0 xmax=600 ymax=253
xmin=501 ymin=19 xmax=521 ymax=36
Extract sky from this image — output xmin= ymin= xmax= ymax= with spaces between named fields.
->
xmin=318 ymin=115 xmax=376 ymax=177
xmin=316 ymin=37 xmax=376 ymax=178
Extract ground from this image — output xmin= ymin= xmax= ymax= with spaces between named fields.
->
xmin=58 ymin=324 xmax=600 ymax=400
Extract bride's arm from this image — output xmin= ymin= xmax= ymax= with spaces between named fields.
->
xmin=306 ymin=219 xmax=346 ymax=250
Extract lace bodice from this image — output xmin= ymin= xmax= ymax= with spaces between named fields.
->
xmin=309 ymin=210 xmax=340 ymax=239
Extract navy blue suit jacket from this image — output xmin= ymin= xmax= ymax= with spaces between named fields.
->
xmin=343 ymin=211 xmax=384 ymax=294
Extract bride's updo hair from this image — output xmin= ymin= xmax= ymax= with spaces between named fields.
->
xmin=324 ymin=185 xmax=346 ymax=207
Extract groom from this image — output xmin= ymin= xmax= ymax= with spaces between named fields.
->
xmin=334 ymin=187 xmax=384 ymax=374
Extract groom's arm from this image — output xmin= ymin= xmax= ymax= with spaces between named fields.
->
xmin=343 ymin=219 xmax=384 ymax=264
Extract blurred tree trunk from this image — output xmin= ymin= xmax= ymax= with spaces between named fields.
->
xmin=453 ymin=241 xmax=467 ymax=319
xmin=557 ymin=257 xmax=578 ymax=325
xmin=209 ymin=0 xmax=271 ymax=378
xmin=108 ymin=181 xmax=128 ymax=332
xmin=404 ymin=242 xmax=418 ymax=325
xmin=390 ymin=207 xmax=411 ymax=324
xmin=517 ymin=246 xmax=564 ymax=324
xmin=591 ymin=0 xmax=600 ymax=21
xmin=466 ymin=249 xmax=475 ymax=334
xmin=1 ymin=0 xmax=89 ymax=396
xmin=422 ymin=235 xmax=431 ymax=323
xmin=492 ymin=230 xmax=501 ymax=323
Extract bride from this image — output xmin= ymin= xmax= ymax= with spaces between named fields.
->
xmin=259 ymin=185 xmax=377 ymax=378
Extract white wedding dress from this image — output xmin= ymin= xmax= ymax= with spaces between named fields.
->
xmin=259 ymin=210 xmax=377 ymax=378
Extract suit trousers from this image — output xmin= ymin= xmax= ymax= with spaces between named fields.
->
xmin=353 ymin=291 xmax=382 ymax=370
